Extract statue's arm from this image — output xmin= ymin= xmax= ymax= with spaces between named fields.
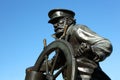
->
xmin=74 ymin=25 xmax=113 ymax=62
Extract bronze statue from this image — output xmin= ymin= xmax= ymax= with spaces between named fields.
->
xmin=25 ymin=9 xmax=113 ymax=80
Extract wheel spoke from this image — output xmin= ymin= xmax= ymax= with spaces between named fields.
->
xmin=53 ymin=64 xmax=67 ymax=79
xmin=50 ymin=52 xmax=59 ymax=75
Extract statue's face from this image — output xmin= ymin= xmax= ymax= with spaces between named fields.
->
xmin=53 ymin=18 xmax=65 ymax=33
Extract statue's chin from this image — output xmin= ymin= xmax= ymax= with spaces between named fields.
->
xmin=55 ymin=32 xmax=64 ymax=38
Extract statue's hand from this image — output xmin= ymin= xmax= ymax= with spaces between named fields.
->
xmin=79 ymin=42 xmax=91 ymax=54
xmin=78 ymin=42 xmax=98 ymax=61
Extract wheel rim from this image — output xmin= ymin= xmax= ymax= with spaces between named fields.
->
xmin=34 ymin=40 xmax=77 ymax=80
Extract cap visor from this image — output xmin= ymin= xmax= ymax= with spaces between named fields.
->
xmin=48 ymin=17 xmax=64 ymax=24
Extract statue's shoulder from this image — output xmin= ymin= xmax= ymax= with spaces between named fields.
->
xmin=75 ymin=24 xmax=88 ymax=29
xmin=67 ymin=24 xmax=87 ymax=35
xmin=70 ymin=24 xmax=88 ymax=31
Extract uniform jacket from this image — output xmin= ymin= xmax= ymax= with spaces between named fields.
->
xmin=65 ymin=24 xmax=112 ymax=61
xmin=63 ymin=24 xmax=112 ymax=80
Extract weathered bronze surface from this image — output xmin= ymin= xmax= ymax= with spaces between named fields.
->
xmin=25 ymin=9 xmax=112 ymax=80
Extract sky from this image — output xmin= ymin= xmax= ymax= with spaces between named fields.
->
xmin=0 ymin=0 xmax=120 ymax=80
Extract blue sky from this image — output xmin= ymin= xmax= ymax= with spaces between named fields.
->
xmin=0 ymin=0 xmax=120 ymax=80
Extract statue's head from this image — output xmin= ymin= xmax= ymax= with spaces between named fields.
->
xmin=48 ymin=9 xmax=76 ymax=38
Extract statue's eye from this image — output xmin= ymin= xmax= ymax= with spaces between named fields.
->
xmin=59 ymin=20 xmax=64 ymax=24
